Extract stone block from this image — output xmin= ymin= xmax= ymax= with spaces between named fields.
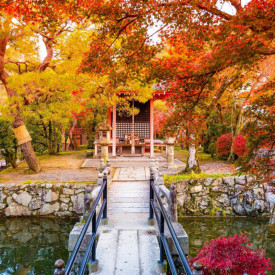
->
xmin=60 ymin=197 xmax=70 ymax=203
xmin=211 ymin=185 xmax=228 ymax=193
xmin=6 ymin=197 xmax=13 ymax=205
xmin=223 ymin=176 xmax=235 ymax=187
xmin=216 ymin=194 xmax=230 ymax=206
xmin=44 ymin=190 xmax=59 ymax=203
xmin=161 ymin=222 xmax=189 ymax=255
xmin=61 ymin=203 xmax=68 ymax=211
xmin=63 ymin=188 xmax=74 ymax=195
xmin=14 ymin=191 xmax=32 ymax=207
xmin=71 ymin=193 xmax=85 ymax=214
xmin=190 ymin=185 xmax=202 ymax=193
xmin=68 ymin=223 xmax=93 ymax=252
xmin=40 ymin=202 xmax=60 ymax=215
xmin=29 ymin=200 xmax=42 ymax=211
xmin=212 ymin=178 xmax=223 ymax=187
xmin=232 ymin=203 xmax=246 ymax=216
xmin=0 ymin=193 xmax=6 ymax=203
xmin=5 ymin=202 xmax=31 ymax=216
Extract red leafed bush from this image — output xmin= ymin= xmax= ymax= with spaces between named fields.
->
xmin=216 ymin=133 xmax=232 ymax=156
xmin=233 ymin=134 xmax=247 ymax=157
xmin=189 ymin=234 xmax=273 ymax=275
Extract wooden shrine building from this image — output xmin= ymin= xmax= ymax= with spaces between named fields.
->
xmin=94 ymin=90 xmax=166 ymax=158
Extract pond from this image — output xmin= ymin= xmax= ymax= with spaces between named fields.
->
xmin=0 ymin=217 xmax=77 ymax=275
xmin=180 ymin=217 xmax=275 ymax=269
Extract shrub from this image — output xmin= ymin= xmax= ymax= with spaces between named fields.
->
xmin=216 ymin=133 xmax=232 ymax=157
xmin=233 ymin=134 xmax=247 ymax=157
xmin=0 ymin=119 xmax=18 ymax=168
xmin=208 ymin=142 xmax=217 ymax=157
xmin=190 ymin=234 xmax=273 ymax=275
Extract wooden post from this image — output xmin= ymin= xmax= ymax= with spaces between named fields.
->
xmin=112 ymin=105 xmax=116 ymax=157
xmin=108 ymin=107 xmax=112 ymax=126
xmin=131 ymin=100 xmax=135 ymax=156
xmin=150 ymin=99 xmax=154 ymax=158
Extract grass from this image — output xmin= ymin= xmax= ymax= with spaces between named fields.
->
xmin=174 ymin=148 xmax=215 ymax=164
xmin=164 ymin=171 xmax=234 ymax=186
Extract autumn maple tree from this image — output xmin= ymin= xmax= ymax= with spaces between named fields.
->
xmin=0 ymin=2 xmax=76 ymax=172
xmin=0 ymin=0 xmax=274 ymax=176
xmin=74 ymin=0 xmax=274 ymax=173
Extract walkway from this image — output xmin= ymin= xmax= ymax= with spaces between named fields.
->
xmin=94 ymin=167 xmax=163 ymax=275
xmin=81 ymin=156 xmax=185 ymax=169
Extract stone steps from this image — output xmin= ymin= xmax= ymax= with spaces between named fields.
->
xmin=109 ymin=193 xmax=148 ymax=199
xmin=109 ymin=168 xmax=150 ymax=214
xmin=109 ymin=197 xmax=148 ymax=203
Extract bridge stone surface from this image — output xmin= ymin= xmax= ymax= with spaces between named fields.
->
xmin=93 ymin=167 xmax=164 ymax=275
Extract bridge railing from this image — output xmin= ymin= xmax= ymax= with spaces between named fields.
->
xmin=149 ymin=171 xmax=194 ymax=275
xmin=53 ymin=169 xmax=109 ymax=275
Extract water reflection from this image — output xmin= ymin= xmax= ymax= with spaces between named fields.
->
xmin=0 ymin=218 xmax=77 ymax=275
xmin=180 ymin=217 xmax=275 ymax=263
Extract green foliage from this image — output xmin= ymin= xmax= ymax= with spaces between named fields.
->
xmin=208 ymin=142 xmax=217 ymax=158
xmin=163 ymin=172 xmax=233 ymax=186
xmin=0 ymin=119 xmax=18 ymax=168
xmin=203 ymin=111 xmax=231 ymax=154
xmin=26 ymin=118 xmax=62 ymax=155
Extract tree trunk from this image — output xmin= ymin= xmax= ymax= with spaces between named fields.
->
xmin=13 ymin=115 xmax=41 ymax=172
xmin=53 ymin=122 xmax=58 ymax=154
xmin=48 ymin=120 xmax=53 ymax=154
xmin=185 ymin=133 xmax=201 ymax=173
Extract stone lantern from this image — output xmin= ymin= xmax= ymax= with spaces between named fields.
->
xmin=95 ymin=121 xmax=112 ymax=165
xmin=165 ymin=130 xmax=176 ymax=169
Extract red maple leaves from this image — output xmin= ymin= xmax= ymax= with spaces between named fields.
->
xmin=190 ymin=234 xmax=273 ymax=275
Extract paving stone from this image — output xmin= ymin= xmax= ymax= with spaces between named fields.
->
xmin=93 ymin=230 xmax=118 ymax=275
xmin=115 ymin=230 xmax=140 ymax=274
xmin=139 ymin=231 xmax=161 ymax=275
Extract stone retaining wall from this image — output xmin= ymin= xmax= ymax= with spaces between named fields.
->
xmin=0 ymin=183 xmax=96 ymax=217
xmin=175 ymin=176 xmax=271 ymax=216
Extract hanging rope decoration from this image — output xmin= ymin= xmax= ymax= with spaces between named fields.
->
xmin=13 ymin=125 xmax=32 ymax=145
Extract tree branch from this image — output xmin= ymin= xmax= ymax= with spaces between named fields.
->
xmin=258 ymin=48 xmax=275 ymax=56
xmin=204 ymin=73 xmax=240 ymax=119
xmin=228 ymin=0 xmax=243 ymax=13
xmin=36 ymin=36 xmax=54 ymax=72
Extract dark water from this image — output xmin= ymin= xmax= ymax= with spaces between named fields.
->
xmin=180 ymin=217 xmax=275 ymax=265
xmin=0 ymin=218 xmax=77 ymax=275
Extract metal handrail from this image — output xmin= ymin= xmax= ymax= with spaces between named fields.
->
xmin=149 ymin=173 xmax=193 ymax=275
xmin=53 ymin=173 xmax=108 ymax=275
